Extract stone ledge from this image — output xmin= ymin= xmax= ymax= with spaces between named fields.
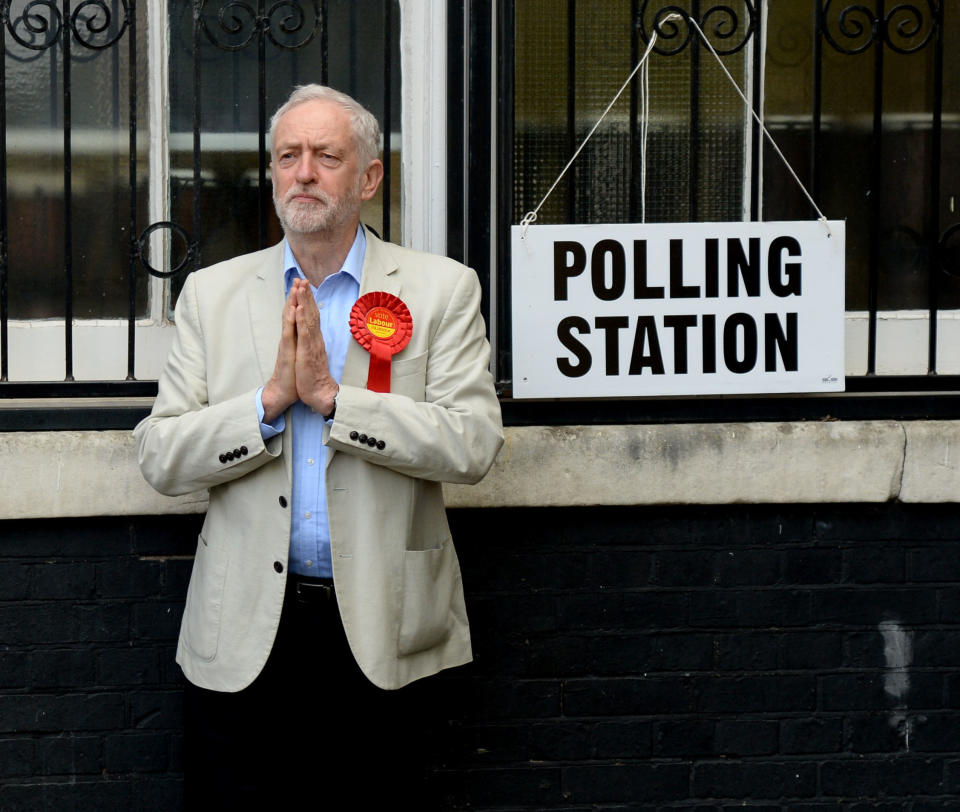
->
xmin=444 ymin=421 xmax=908 ymax=507
xmin=0 ymin=421 xmax=955 ymax=520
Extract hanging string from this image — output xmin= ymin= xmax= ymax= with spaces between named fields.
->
xmin=518 ymin=11 xmax=830 ymax=239
xmin=639 ymin=34 xmax=650 ymax=224
xmin=683 ymin=14 xmax=829 ymax=229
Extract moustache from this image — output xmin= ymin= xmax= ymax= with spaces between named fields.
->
xmin=283 ymin=186 xmax=332 ymax=205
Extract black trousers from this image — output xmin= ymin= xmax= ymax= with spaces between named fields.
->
xmin=183 ymin=577 xmax=439 ymax=809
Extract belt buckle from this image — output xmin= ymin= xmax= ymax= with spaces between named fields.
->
xmin=295 ymin=579 xmax=334 ymax=603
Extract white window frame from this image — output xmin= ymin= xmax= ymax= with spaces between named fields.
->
xmin=4 ymin=0 xmax=443 ymax=382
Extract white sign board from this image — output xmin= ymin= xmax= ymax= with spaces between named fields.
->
xmin=511 ymin=221 xmax=845 ymax=398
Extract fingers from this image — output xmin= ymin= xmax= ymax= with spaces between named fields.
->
xmin=281 ymin=285 xmax=298 ymax=339
xmin=293 ymin=281 xmax=321 ymax=335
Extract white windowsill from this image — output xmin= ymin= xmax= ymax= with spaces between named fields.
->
xmin=3 ymin=310 xmax=959 ymax=382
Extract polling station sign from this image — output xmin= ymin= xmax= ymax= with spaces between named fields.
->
xmin=511 ymin=221 xmax=845 ymax=398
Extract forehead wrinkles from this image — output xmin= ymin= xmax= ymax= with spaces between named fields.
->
xmin=272 ymin=102 xmax=355 ymax=157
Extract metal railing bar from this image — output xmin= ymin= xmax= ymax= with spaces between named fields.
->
xmin=382 ymin=0 xmax=392 ymax=242
xmin=0 ymin=380 xmax=159 ymax=398
xmin=63 ymin=0 xmax=75 ymax=381
xmin=688 ymin=0 xmax=700 ymax=220
xmin=928 ymin=0 xmax=944 ymax=373
xmin=1 ymin=2 xmax=8 ymax=381
xmin=628 ymin=0 xmax=639 ymax=222
xmin=865 ymin=0 xmax=885 ymax=375
xmin=257 ymin=0 xmax=267 ymax=249
xmin=496 ymin=0 xmax=515 ymax=385
xmin=192 ymin=1 xmax=202 ymax=272
xmin=749 ymin=0 xmax=762 ymax=222
xmin=812 ymin=1 xmax=823 ymax=211
xmin=127 ymin=0 xmax=137 ymax=379
xmin=320 ymin=0 xmax=327 ymax=85
xmin=565 ymin=0 xmax=575 ymax=223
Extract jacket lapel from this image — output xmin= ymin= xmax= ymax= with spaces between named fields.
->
xmin=248 ymin=242 xmax=287 ymax=384
xmin=341 ymin=227 xmax=401 ymax=390
xmin=327 ymin=228 xmax=400 ymax=470
xmin=246 ymin=242 xmax=293 ymax=483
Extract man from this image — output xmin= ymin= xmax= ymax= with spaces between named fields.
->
xmin=134 ymin=84 xmax=503 ymax=806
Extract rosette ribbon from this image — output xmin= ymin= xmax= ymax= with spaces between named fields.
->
xmin=349 ymin=292 xmax=413 ymax=393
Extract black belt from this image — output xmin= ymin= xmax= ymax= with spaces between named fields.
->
xmin=288 ymin=574 xmax=336 ymax=605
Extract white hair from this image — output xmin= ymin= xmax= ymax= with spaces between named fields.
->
xmin=269 ymin=84 xmax=381 ymax=167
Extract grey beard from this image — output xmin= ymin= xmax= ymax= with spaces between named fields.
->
xmin=273 ymin=186 xmax=357 ymax=236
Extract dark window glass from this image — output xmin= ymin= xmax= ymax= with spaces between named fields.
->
xmin=4 ymin=0 xmax=148 ymax=319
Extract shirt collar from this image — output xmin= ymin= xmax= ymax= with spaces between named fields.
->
xmin=283 ymin=225 xmax=366 ymax=293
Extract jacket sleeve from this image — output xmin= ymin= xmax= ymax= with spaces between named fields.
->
xmin=325 ymin=265 xmax=503 ymax=484
xmin=133 ymin=272 xmax=281 ymax=496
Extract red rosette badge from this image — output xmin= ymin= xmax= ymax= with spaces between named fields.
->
xmin=349 ymin=292 xmax=413 ymax=393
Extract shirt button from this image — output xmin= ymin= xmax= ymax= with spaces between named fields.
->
xmin=305 ymin=560 xmax=313 ymax=567
xmin=307 ymin=458 xmax=314 ymax=466
xmin=305 ymin=512 xmax=311 ymax=519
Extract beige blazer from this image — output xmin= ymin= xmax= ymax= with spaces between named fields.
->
xmin=134 ymin=229 xmax=504 ymax=691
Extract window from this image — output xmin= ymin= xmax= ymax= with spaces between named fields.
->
xmin=501 ymin=0 xmax=959 ymax=387
xmin=0 ymin=0 xmax=401 ymax=383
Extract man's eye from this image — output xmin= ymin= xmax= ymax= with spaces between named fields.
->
xmin=320 ymin=153 xmax=341 ymax=167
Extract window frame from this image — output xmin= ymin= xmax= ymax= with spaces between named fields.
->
xmin=0 ymin=0 xmax=424 ymax=390
xmin=470 ymin=0 xmax=960 ymax=427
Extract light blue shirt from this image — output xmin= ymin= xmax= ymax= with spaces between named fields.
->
xmin=257 ymin=227 xmax=365 ymax=576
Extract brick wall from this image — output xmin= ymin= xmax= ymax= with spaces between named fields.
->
xmin=0 ymin=515 xmax=197 ymax=810
xmin=2 ymin=504 xmax=960 ymax=809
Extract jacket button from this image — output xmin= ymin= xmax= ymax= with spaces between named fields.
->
xmin=274 ymin=561 xmax=284 ymax=573
xmin=225 ymin=451 xmax=235 ymax=461
xmin=349 ymin=431 xmax=359 ymax=441
xmin=376 ymin=440 xmax=386 ymax=450
xmin=219 ymin=454 xmax=228 ymax=463
xmin=240 ymin=446 xmax=248 ymax=456
xmin=366 ymin=436 xmax=377 ymax=447
xmin=233 ymin=448 xmax=242 ymax=457
xmin=279 ymin=496 xmax=288 ymax=508
xmin=358 ymin=434 xmax=367 ymax=444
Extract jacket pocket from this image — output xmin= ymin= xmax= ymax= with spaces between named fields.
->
xmin=397 ymin=541 xmax=455 ymax=656
xmin=390 ymin=351 xmax=427 ymax=401
xmin=181 ymin=535 xmax=229 ymax=662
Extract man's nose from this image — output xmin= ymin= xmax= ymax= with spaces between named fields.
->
xmin=295 ymin=154 xmax=318 ymax=183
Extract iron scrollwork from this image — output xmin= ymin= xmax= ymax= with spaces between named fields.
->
xmin=637 ymin=2 xmax=759 ymax=56
xmin=71 ymin=0 xmax=130 ymax=50
xmin=137 ymin=222 xmax=197 ymax=279
xmin=4 ymin=0 xmax=130 ymax=54
xmin=198 ymin=0 xmax=321 ymax=52
xmin=940 ymin=223 xmax=960 ymax=280
xmin=821 ymin=0 xmax=939 ymax=55
xmin=6 ymin=0 xmax=63 ymax=53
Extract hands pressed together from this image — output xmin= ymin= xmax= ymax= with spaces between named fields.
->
xmin=261 ymin=278 xmax=339 ymax=423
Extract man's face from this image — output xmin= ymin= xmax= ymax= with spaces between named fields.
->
xmin=270 ymin=99 xmax=380 ymax=237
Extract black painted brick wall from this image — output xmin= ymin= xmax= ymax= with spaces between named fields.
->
xmin=2 ymin=504 xmax=960 ymax=810
xmin=0 ymin=515 xmax=197 ymax=810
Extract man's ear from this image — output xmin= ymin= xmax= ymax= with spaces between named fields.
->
xmin=358 ymin=159 xmax=384 ymax=201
